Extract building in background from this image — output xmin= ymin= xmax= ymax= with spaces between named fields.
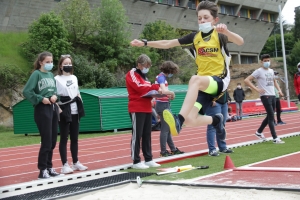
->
xmin=0 ymin=0 xmax=288 ymax=64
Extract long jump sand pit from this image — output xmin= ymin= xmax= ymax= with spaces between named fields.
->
xmin=75 ymin=182 xmax=300 ymax=200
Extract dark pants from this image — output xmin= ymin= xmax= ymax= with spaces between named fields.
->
xmin=34 ymin=103 xmax=58 ymax=170
xmin=258 ymin=96 xmax=278 ymax=139
xmin=155 ymin=101 xmax=176 ymax=153
xmin=274 ymin=98 xmax=282 ymax=122
xmin=59 ymin=114 xmax=79 ymax=165
xmin=129 ymin=112 xmax=153 ymax=164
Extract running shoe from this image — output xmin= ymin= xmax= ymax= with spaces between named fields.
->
xmin=171 ymin=147 xmax=184 ymax=155
xmin=47 ymin=168 xmax=61 ymax=177
xmin=144 ymin=160 xmax=161 ymax=167
xmin=273 ymin=138 xmax=285 ymax=144
xmin=209 ymin=150 xmax=219 ymax=156
xmin=72 ymin=161 xmax=88 ymax=171
xmin=163 ymin=109 xmax=181 ymax=136
xmin=213 ymin=113 xmax=226 ymax=141
xmin=38 ymin=169 xmax=51 ymax=179
xmin=160 ymin=150 xmax=172 ymax=157
xmin=255 ymin=131 xmax=266 ymax=141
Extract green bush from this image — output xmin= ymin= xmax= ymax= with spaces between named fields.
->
xmin=287 ymin=40 xmax=300 ymax=74
xmin=72 ymin=54 xmax=116 ymax=88
xmin=21 ymin=12 xmax=71 ymax=67
xmin=0 ymin=64 xmax=27 ymax=91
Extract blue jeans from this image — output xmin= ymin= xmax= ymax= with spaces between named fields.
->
xmin=206 ymin=102 xmax=228 ymax=152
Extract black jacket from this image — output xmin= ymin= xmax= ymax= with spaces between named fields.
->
xmin=233 ymin=88 xmax=245 ymax=103
xmin=59 ymin=96 xmax=85 ymax=123
xmin=216 ymin=91 xmax=231 ymax=105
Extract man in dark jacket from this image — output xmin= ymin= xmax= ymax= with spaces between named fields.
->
xmin=233 ymin=83 xmax=245 ymax=120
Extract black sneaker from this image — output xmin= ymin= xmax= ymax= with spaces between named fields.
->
xmin=220 ymin=149 xmax=234 ymax=153
xmin=171 ymin=147 xmax=184 ymax=155
xmin=47 ymin=168 xmax=61 ymax=177
xmin=160 ymin=150 xmax=172 ymax=157
xmin=213 ymin=113 xmax=226 ymax=141
xmin=209 ymin=150 xmax=219 ymax=156
xmin=38 ymin=169 xmax=51 ymax=179
xmin=277 ymin=121 xmax=286 ymax=125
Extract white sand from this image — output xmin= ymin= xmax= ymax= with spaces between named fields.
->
xmin=78 ymin=183 xmax=300 ymax=200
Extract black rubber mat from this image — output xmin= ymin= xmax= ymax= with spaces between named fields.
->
xmin=3 ymin=172 xmax=154 ymax=200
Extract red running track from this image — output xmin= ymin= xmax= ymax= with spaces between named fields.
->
xmin=0 ymin=112 xmax=299 ymax=187
xmin=195 ymin=152 xmax=300 ymax=189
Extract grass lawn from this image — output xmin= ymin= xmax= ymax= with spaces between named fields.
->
xmin=0 ymin=32 xmax=31 ymax=71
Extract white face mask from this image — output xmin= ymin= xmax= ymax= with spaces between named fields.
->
xmin=298 ymin=68 xmax=300 ymax=72
xmin=237 ymin=86 xmax=241 ymax=89
xmin=141 ymin=67 xmax=149 ymax=74
xmin=263 ymin=61 xmax=270 ymax=68
xmin=199 ymin=22 xmax=213 ymax=33
xmin=274 ymin=75 xmax=278 ymax=79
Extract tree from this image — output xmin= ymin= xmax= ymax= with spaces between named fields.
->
xmin=294 ymin=8 xmax=300 ymax=41
xmin=58 ymin=0 xmax=98 ymax=49
xmin=261 ymin=33 xmax=295 ymax=57
xmin=21 ymin=12 xmax=71 ymax=66
xmin=287 ymin=40 xmax=300 ymax=74
xmin=140 ymin=20 xmax=181 ymax=61
xmin=90 ymin=0 xmax=132 ymax=72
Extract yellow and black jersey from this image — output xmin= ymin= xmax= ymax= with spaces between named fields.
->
xmin=178 ymin=29 xmax=229 ymax=77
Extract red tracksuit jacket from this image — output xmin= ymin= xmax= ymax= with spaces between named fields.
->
xmin=126 ymin=68 xmax=159 ymax=113
xmin=294 ymin=72 xmax=300 ymax=95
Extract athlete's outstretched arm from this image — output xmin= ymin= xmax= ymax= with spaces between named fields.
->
xmin=130 ymin=39 xmax=180 ymax=49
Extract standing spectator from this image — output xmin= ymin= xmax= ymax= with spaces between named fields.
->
xmin=154 ymin=61 xmax=184 ymax=157
xmin=23 ymin=52 xmax=61 ymax=179
xmin=206 ymin=91 xmax=233 ymax=156
xmin=126 ymin=54 xmax=161 ymax=169
xmin=244 ymin=54 xmax=285 ymax=144
xmin=55 ymin=55 xmax=88 ymax=174
xmin=233 ymin=83 xmax=245 ymax=120
xmin=294 ymin=62 xmax=300 ymax=101
xmin=273 ymin=71 xmax=286 ymax=125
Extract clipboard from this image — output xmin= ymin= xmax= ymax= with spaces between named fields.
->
xmin=141 ymin=90 xmax=167 ymax=98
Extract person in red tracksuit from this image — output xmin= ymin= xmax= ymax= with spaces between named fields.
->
xmin=294 ymin=62 xmax=300 ymax=101
xmin=126 ymin=54 xmax=162 ymax=169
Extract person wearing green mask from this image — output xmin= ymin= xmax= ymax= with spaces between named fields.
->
xmin=23 ymin=51 xmax=61 ymax=179
xmin=244 ymin=54 xmax=285 ymax=144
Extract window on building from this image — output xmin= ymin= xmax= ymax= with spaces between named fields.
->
xmin=260 ymin=12 xmax=269 ymax=21
xmin=220 ymin=4 xmax=234 ymax=15
xmin=270 ymin=14 xmax=275 ymax=22
xmin=239 ymin=8 xmax=248 ymax=18
xmin=249 ymin=10 xmax=257 ymax=19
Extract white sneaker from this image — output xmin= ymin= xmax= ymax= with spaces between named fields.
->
xmin=273 ymin=138 xmax=285 ymax=144
xmin=255 ymin=131 xmax=266 ymax=141
xmin=132 ymin=162 xmax=149 ymax=169
xmin=61 ymin=163 xmax=74 ymax=174
xmin=72 ymin=161 xmax=88 ymax=171
xmin=144 ymin=160 xmax=161 ymax=168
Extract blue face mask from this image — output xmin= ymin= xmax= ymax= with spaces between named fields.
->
xmin=263 ymin=61 xmax=270 ymax=68
xmin=199 ymin=22 xmax=213 ymax=33
xmin=141 ymin=67 xmax=149 ymax=74
xmin=44 ymin=63 xmax=53 ymax=71
xmin=167 ymin=74 xmax=173 ymax=78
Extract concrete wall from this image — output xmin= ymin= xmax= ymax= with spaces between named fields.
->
xmin=0 ymin=0 xmax=288 ymax=61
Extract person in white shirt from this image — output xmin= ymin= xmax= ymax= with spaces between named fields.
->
xmin=55 ymin=55 xmax=88 ymax=174
xmin=244 ymin=54 xmax=284 ymax=144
